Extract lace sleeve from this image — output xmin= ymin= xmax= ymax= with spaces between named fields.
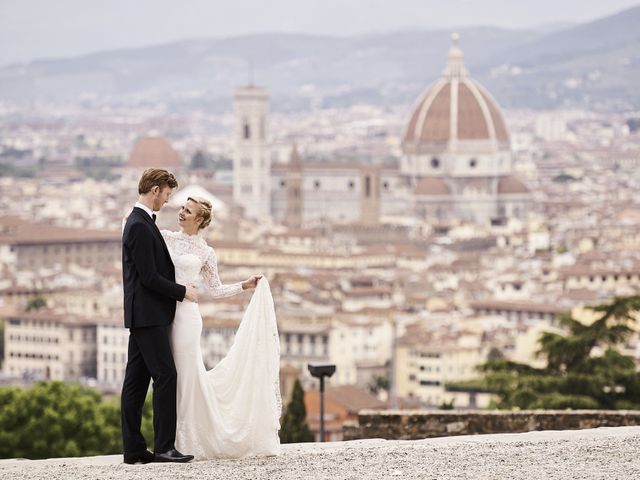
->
xmin=202 ymin=246 xmax=244 ymax=298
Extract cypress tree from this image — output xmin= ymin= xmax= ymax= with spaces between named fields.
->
xmin=280 ymin=379 xmax=314 ymax=443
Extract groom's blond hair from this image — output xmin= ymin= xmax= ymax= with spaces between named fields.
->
xmin=138 ymin=168 xmax=178 ymax=194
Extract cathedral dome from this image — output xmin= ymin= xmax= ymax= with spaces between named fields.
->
xmin=402 ymin=34 xmax=509 ymax=154
xmin=414 ymin=177 xmax=451 ymax=196
xmin=127 ymin=136 xmax=182 ymax=169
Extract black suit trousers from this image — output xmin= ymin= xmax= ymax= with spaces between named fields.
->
xmin=121 ymin=325 xmax=177 ymax=453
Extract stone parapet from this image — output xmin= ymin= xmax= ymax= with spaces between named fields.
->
xmin=343 ymin=409 xmax=640 ymax=440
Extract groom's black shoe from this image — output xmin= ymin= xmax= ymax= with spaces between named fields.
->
xmin=123 ymin=449 xmax=155 ymax=464
xmin=154 ymin=448 xmax=194 ymax=463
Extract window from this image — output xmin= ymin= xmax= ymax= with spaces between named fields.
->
xmin=469 ymin=158 xmax=477 ymax=168
xmin=243 ymin=120 xmax=251 ymax=139
xmin=348 ymin=180 xmax=355 ymax=190
xmin=314 ymin=180 xmax=321 ymax=189
xmin=431 ymin=157 xmax=440 ymax=168
xmin=364 ymin=176 xmax=371 ymax=197
xmin=280 ymin=180 xmax=286 ymax=188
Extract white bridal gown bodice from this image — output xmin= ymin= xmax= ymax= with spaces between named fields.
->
xmin=161 ymin=230 xmax=281 ymax=459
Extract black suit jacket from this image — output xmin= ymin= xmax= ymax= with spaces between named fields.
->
xmin=122 ymin=207 xmax=186 ymax=328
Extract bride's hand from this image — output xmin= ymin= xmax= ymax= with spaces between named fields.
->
xmin=241 ymin=275 xmax=262 ymax=290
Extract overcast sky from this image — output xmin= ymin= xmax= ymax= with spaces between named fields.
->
xmin=1 ymin=0 xmax=638 ymax=66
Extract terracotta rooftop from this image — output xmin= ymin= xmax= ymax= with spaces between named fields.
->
xmin=310 ymin=384 xmax=386 ymax=414
xmin=414 ymin=177 xmax=451 ymax=196
xmin=402 ymin=38 xmax=509 ymax=150
xmin=0 ymin=223 xmax=120 ymax=246
xmin=498 ymin=175 xmax=530 ymax=195
xmin=127 ymin=136 xmax=182 ymax=168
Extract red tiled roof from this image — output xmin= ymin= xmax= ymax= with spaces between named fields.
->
xmin=414 ymin=177 xmax=451 ymax=196
xmin=307 ymin=385 xmax=386 ymax=414
xmin=402 ymin=43 xmax=509 ymax=149
xmin=127 ymin=136 xmax=182 ymax=168
xmin=498 ymin=175 xmax=530 ymax=195
xmin=0 ymin=223 xmax=120 ymax=246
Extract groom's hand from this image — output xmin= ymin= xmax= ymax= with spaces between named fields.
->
xmin=185 ymin=284 xmax=198 ymax=303
xmin=242 ymin=275 xmax=262 ymax=290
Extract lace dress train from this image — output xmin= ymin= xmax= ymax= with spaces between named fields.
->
xmin=162 ymin=230 xmax=281 ymax=459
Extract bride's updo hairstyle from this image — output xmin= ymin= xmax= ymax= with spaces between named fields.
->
xmin=188 ymin=196 xmax=213 ymax=230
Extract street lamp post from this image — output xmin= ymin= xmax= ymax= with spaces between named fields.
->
xmin=307 ymin=364 xmax=336 ymax=442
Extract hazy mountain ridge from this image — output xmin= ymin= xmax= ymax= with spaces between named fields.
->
xmin=1 ymin=6 xmax=638 ymax=111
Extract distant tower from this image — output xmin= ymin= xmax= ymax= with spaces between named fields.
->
xmin=285 ymin=144 xmax=304 ymax=228
xmin=360 ymin=167 xmax=381 ymax=225
xmin=233 ymin=85 xmax=270 ymax=219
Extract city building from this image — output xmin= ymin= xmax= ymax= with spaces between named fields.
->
xmin=239 ymin=36 xmax=532 ymax=227
xmin=0 ymin=218 xmax=120 ymax=271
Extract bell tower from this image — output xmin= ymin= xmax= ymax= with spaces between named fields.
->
xmin=233 ymin=85 xmax=270 ymax=218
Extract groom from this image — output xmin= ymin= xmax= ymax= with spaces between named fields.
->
xmin=121 ymin=168 xmax=197 ymax=464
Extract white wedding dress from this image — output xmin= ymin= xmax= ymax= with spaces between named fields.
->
xmin=161 ymin=230 xmax=282 ymax=459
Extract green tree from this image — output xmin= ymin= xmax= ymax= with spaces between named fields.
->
xmin=487 ymin=347 xmax=505 ymax=361
xmin=479 ymin=295 xmax=640 ymax=410
xmin=280 ymin=379 xmax=314 ymax=443
xmin=367 ymin=375 xmax=390 ymax=395
xmin=439 ymin=399 xmax=455 ymax=410
xmin=0 ymin=382 xmax=123 ymax=459
xmin=26 ymin=296 xmax=47 ymax=311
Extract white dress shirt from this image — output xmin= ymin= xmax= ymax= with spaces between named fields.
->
xmin=135 ymin=202 xmax=155 ymax=219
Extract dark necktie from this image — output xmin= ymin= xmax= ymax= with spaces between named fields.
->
xmin=152 ymin=213 xmax=157 ymax=223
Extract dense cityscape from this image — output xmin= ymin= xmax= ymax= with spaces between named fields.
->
xmin=1 ymin=34 xmax=640 ymax=446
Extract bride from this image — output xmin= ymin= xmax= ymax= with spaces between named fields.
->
xmin=160 ymin=196 xmax=281 ymax=459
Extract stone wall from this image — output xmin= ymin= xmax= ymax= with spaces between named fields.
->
xmin=343 ymin=409 xmax=640 ymax=440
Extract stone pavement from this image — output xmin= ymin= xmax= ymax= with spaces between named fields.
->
xmin=1 ymin=426 xmax=639 ymax=479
